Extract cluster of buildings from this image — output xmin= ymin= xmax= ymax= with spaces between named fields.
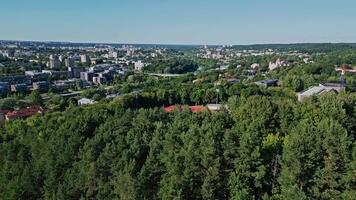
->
xmin=0 ymin=62 xmax=126 ymax=95
xmin=0 ymin=69 xmax=69 ymax=95
xmin=0 ymin=42 xmax=161 ymax=96
xmin=79 ymin=64 xmax=125 ymax=84
xmin=1 ymin=49 xmax=15 ymax=58
xmin=48 ymin=54 xmax=91 ymax=69
xmin=250 ymin=58 xmax=289 ymax=71
xmin=269 ymin=58 xmax=289 ymax=71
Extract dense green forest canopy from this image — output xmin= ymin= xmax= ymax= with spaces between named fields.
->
xmin=0 ymin=89 xmax=355 ymax=199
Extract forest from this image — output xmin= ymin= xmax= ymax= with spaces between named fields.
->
xmin=0 ymin=87 xmax=355 ymax=199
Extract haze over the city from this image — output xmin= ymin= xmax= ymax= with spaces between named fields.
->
xmin=1 ymin=0 xmax=356 ymax=45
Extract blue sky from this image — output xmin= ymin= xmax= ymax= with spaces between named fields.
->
xmin=0 ymin=0 xmax=355 ymax=44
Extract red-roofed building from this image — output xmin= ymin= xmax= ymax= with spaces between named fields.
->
xmin=164 ymin=105 xmax=179 ymax=113
xmin=5 ymin=106 xmax=44 ymax=120
xmin=164 ymin=105 xmax=207 ymax=113
xmin=189 ymin=106 xmax=207 ymax=113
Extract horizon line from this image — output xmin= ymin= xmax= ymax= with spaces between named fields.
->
xmin=1 ymin=39 xmax=356 ymax=47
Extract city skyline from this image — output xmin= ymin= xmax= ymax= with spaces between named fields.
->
xmin=1 ymin=0 xmax=356 ymax=45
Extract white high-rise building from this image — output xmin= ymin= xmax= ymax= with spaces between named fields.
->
xmin=134 ymin=60 xmax=145 ymax=71
xmin=126 ymin=49 xmax=135 ymax=57
xmin=49 ymin=55 xmax=61 ymax=69
xmin=80 ymin=55 xmax=90 ymax=63
xmin=65 ymin=58 xmax=75 ymax=68
xmin=59 ymin=55 xmax=64 ymax=62
xmin=112 ymin=51 xmax=119 ymax=58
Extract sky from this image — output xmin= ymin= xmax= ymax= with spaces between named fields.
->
xmin=0 ymin=0 xmax=355 ymax=45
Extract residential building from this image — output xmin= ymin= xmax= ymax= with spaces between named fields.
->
xmin=126 ymin=49 xmax=135 ymax=57
xmin=33 ymin=81 xmax=49 ymax=92
xmin=92 ymin=76 xmax=107 ymax=85
xmin=164 ymin=105 xmax=207 ymax=113
xmin=68 ymin=66 xmax=85 ymax=78
xmin=5 ymin=106 xmax=44 ymax=120
xmin=80 ymin=54 xmax=90 ymax=63
xmin=52 ymin=79 xmax=76 ymax=90
xmin=297 ymin=83 xmax=345 ymax=102
xmin=78 ymin=98 xmax=96 ymax=106
xmin=4 ymin=49 xmax=15 ymax=58
xmin=250 ymin=63 xmax=260 ymax=69
xmin=255 ymin=79 xmax=278 ymax=88
xmin=59 ymin=55 xmax=64 ymax=62
xmin=49 ymin=55 xmax=61 ymax=69
xmin=0 ymin=75 xmax=31 ymax=85
xmin=25 ymin=70 xmax=50 ymax=80
xmin=108 ymin=50 xmax=119 ymax=58
xmin=11 ymin=83 xmax=29 ymax=93
xmin=134 ymin=60 xmax=145 ymax=71
xmin=207 ymin=104 xmax=223 ymax=112
xmin=65 ymin=57 xmax=75 ymax=68
xmin=80 ymin=71 xmax=94 ymax=82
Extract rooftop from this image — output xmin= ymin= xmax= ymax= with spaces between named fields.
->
xmin=5 ymin=106 xmax=44 ymax=120
xmin=164 ymin=105 xmax=207 ymax=113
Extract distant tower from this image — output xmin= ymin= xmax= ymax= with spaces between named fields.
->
xmin=49 ymin=55 xmax=61 ymax=69
xmin=65 ymin=57 xmax=75 ymax=68
xmin=80 ymin=55 xmax=90 ymax=63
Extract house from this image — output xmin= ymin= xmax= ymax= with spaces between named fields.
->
xmin=297 ymin=83 xmax=345 ymax=102
xmin=254 ymin=79 xmax=278 ymax=88
xmin=78 ymin=98 xmax=96 ymax=106
xmin=250 ymin=63 xmax=260 ymax=69
xmin=193 ymin=78 xmax=204 ymax=84
xmin=5 ymin=106 xmax=44 ymax=120
xmin=207 ymin=104 xmax=222 ymax=112
xmin=164 ymin=105 xmax=178 ymax=113
xmin=163 ymin=105 xmax=207 ymax=113
xmin=189 ymin=106 xmax=207 ymax=113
